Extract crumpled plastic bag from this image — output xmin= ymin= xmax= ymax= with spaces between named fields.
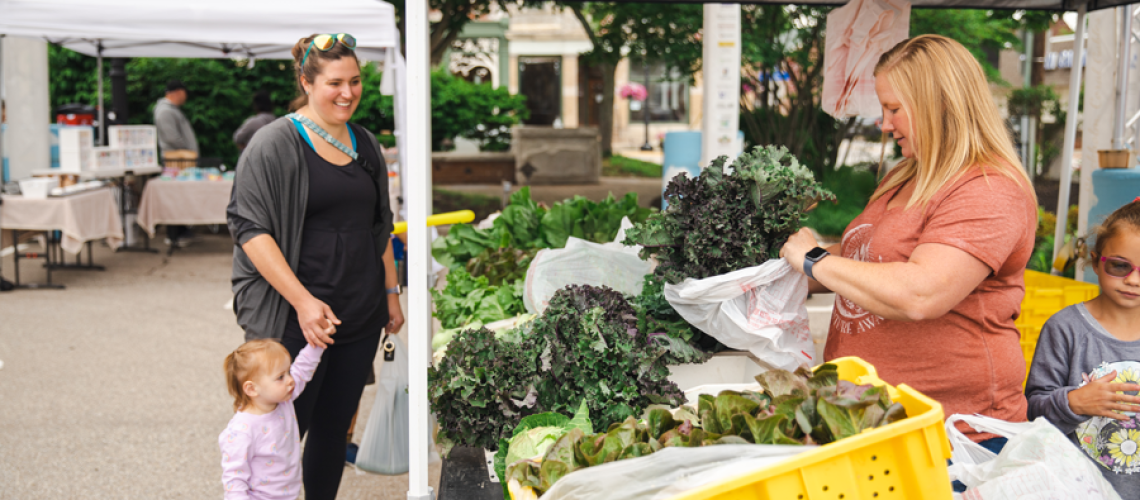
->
xmin=355 ymin=334 xmax=439 ymax=474
xmin=541 ymin=444 xmax=810 ymax=500
xmin=663 ymin=259 xmax=813 ymax=371
xmin=945 ymin=414 xmax=1122 ymax=500
xmin=524 ymin=218 xmax=651 ymax=314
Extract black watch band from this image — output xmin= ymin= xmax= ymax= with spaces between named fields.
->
xmin=803 ymin=247 xmax=830 ymax=281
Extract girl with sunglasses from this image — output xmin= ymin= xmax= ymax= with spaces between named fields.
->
xmin=226 ymin=33 xmax=402 ymax=500
xmin=1026 ymin=199 xmax=1140 ymax=496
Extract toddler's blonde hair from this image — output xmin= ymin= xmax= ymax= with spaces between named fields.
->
xmin=223 ymin=339 xmax=291 ymax=412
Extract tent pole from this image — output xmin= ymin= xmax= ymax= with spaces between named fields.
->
xmin=1113 ymin=6 xmax=1133 ymax=149
xmin=406 ymin=0 xmax=433 ymax=498
xmin=1053 ymin=1 xmax=1087 ymax=271
xmin=96 ymin=42 xmax=104 ymax=145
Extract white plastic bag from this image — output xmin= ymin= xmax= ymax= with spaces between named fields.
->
xmin=945 ymin=414 xmax=1122 ymax=500
xmin=663 ymin=259 xmax=812 ymax=371
xmin=357 ymin=334 xmax=436 ymax=474
xmin=541 ymin=444 xmax=810 ymax=500
xmin=523 ymin=218 xmax=651 ymax=314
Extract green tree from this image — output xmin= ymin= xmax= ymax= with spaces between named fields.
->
xmin=740 ymin=6 xmax=850 ymax=183
xmin=740 ymin=7 xmax=1052 ymax=184
xmin=48 ymin=44 xmax=297 ymax=166
xmin=387 ymin=0 xmax=517 ymax=66
xmin=431 ymin=70 xmax=529 ymax=151
xmin=908 ymin=9 xmax=1024 ymax=82
xmin=565 ymin=2 xmax=703 ymax=156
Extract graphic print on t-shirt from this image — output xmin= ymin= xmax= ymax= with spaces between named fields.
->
xmin=1076 ymin=361 xmax=1140 ymax=475
xmin=832 ymin=223 xmax=884 ymax=335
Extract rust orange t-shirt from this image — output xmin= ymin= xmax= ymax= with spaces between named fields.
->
xmin=824 ymin=167 xmax=1037 ymax=442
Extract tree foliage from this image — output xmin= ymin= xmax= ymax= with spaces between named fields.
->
xmin=564 ymin=2 xmax=703 ymax=156
xmin=739 ymin=7 xmax=1055 ymax=183
xmin=431 ymin=70 xmax=529 ymax=152
xmin=387 ymin=0 xmax=518 ymax=66
xmin=49 ymin=45 xmax=299 ymax=166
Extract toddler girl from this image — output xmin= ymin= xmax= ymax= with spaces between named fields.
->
xmin=219 ymin=339 xmax=323 ymax=499
xmin=1027 ymin=199 xmax=1140 ymax=497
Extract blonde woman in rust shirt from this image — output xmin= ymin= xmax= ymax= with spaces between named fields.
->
xmin=780 ymin=35 xmax=1037 ymax=448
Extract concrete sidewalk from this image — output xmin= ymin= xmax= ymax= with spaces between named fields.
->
xmin=0 ymin=232 xmax=440 ymax=499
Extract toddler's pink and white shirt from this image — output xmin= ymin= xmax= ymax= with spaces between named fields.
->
xmin=218 ymin=344 xmax=322 ymax=499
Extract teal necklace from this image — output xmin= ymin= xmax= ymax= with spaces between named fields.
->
xmin=287 ymin=112 xmax=358 ymax=161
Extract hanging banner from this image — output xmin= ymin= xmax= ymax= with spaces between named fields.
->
xmin=700 ymin=3 xmax=742 ymax=169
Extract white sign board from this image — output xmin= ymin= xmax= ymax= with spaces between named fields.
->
xmin=700 ymin=4 xmax=743 ymax=169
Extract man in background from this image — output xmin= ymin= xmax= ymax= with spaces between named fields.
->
xmin=233 ymin=90 xmax=275 ymax=151
xmin=154 ymin=80 xmax=198 ymax=247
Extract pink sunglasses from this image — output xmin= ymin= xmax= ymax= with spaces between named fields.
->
xmin=1100 ymin=256 xmax=1140 ymax=278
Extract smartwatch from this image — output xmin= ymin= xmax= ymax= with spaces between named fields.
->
xmin=386 ymin=286 xmax=401 ymax=295
xmin=803 ymin=247 xmax=830 ymax=281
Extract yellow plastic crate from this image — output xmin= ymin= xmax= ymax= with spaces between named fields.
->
xmin=672 ymin=357 xmax=952 ymax=500
xmin=1017 ymin=270 xmax=1099 ymax=371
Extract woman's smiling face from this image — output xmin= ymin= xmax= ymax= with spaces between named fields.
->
xmin=302 ymin=57 xmax=362 ymax=126
xmin=876 ymin=73 xmax=914 ymax=159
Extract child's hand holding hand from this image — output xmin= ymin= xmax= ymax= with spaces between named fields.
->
xmin=296 ymin=295 xmax=340 ymax=348
xmin=1068 ymin=371 xmax=1140 ymax=420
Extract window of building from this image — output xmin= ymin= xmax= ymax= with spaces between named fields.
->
xmin=629 ymin=61 xmax=689 ymax=123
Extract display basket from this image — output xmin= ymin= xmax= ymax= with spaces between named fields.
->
xmin=671 ymin=357 xmax=952 ymax=500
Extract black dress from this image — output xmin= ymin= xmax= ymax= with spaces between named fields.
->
xmin=281 ymin=141 xmax=387 ymax=345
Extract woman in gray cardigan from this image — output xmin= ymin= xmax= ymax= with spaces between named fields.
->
xmin=226 ymin=34 xmax=403 ymax=499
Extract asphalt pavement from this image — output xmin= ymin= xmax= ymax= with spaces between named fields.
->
xmin=0 ymin=231 xmax=440 ymax=499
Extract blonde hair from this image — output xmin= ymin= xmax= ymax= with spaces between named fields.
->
xmin=871 ymin=35 xmax=1035 ymax=208
xmin=223 ymin=339 xmax=290 ymax=412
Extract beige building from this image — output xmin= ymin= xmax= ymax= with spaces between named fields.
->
xmin=457 ymin=5 xmax=703 ymax=151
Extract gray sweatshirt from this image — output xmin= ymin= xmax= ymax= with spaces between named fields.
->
xmin=153 ymin=98 xmax=198 ymax=153
xmin=1026 ymin=303 xmax=1140 ymax=498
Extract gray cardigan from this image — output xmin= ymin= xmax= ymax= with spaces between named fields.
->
xmin=227 ymin=117 xmax=393 ymax=341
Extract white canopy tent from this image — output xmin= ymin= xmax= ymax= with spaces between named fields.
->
xmin=0 ymin=0 xmax=408 ymax=172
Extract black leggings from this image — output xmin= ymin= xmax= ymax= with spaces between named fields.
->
xmin=283 ymin=333 xmax=380 ymax=500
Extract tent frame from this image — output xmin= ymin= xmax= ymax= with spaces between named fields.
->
xmin=402 ymin=0 xmax=1128 ymax=498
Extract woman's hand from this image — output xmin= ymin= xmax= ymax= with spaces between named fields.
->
xmin=386 ymin=293 xmax=405 ymax=334
xmin=1068 ymin=371 xmax=1140 ymax=420
xmin=779 ymin=227 xmax=822 ymax=275
xmin=294 ymin=295 xmax=340 ymax=348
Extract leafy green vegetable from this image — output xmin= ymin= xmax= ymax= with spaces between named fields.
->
xmin=629 ymin=273 xmax=717 ymax=365
xmin=428 ymin=285 xmax=685 ymax=458
xmin=529 ymin=285 xmax=685 ymax=427
xmin=493 ymin=400 xmax=593 ymax=499
xmin=504 ymin=363 xmax=908 ymax=497
xmin=430 ymin=269 xmax=525 ymax=331
xmin=432 ymin=188 xmax=654 ymax=272
xmin=466 ymin=247 xmax=537 ymax=287
xmin=428 ymin=326 xmax=542 ymax=454
xmin=624 ymin=146 xmax=835 ymax=284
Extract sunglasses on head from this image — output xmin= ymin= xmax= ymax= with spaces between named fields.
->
xmin=1100 ymin=256 xmax=1140 ymax=278
xmin=301 ymin=33 xmax=357 ymax=69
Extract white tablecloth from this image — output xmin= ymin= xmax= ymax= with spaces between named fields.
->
xmin=136 ymin=179 xmax=233 ymax=237
xmin=0 ymin=187 xmax=124 ymax=254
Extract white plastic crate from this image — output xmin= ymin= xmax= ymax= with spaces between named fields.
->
xmin=107 ymin=125 xmax=157 ymax=149
xmin=58 ymin=126 xmax=94 ymax=173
